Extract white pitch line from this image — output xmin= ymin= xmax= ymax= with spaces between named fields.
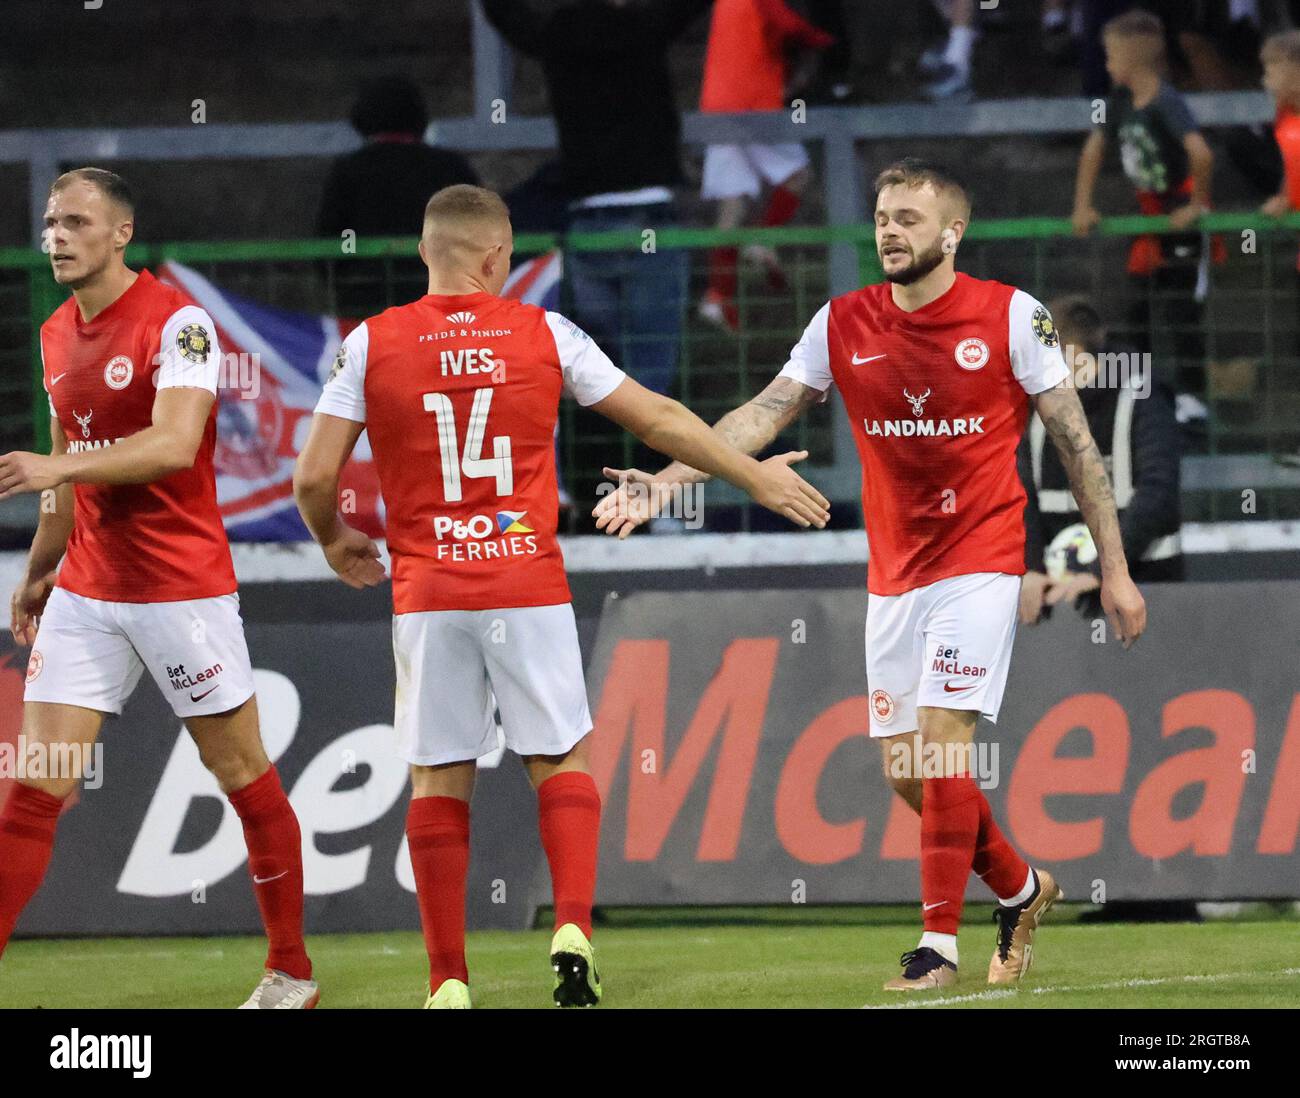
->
xmin=864 ymin=967 xmax=1300 ymax=1008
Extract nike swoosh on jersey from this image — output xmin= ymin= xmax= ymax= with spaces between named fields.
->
xmin=922 ymin=901 xmax=948 ymax=911
xmin=851 ymin=353 xmax=887 ymax=365
xmin=942 ymin=682 xmax=976 ymax=693
xmin=50 ymin=372 xmax=68 ymax=386
xmin=190 ymin=685 xmax=219 ymax=703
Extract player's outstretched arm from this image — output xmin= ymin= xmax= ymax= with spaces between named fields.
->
xmin=592 ymin=375 xmax=824 ymax=538
xmin=293 ymin=412 xmax=386 ymax=590
xmin=589 ymin=376 xmax=829 ymax=533
xmin=9 ymin=420 xmax=73 ymax=645
xmin=1033 ymin=379 xmax=1147 ymax=647
xmin=0 ymin=387 xmax=213 ymax=498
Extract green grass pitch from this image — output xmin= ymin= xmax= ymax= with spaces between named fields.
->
xmin=3 ymin=905 xmax=1297 ymax=1009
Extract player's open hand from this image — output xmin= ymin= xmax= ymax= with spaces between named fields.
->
xmin=1100 ymin=571 xmax=1146 ymax=649
xmin=10 ymin=571 xmax=56 ymax=646
xmin=0 ymin=451 xmax=64 ymax=501
xmin=748 ymin=451 xmax=830 ymax=530
xmin=592 ymin=467 xmax=672 ymax=539
xmin=322 ymin=525 xmax=386 ymax=589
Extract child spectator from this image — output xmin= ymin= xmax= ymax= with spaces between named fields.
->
xmin=1071 ymin=9 xmax=1217 ymax=423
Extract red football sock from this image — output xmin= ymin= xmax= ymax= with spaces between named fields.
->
xmin=972 ymin=791 xmax=1031 ymax=901
xmin=920 ymin=775 xmax=981 ymax=936
xmin=707 ymin=246 xmax=739 ymax=299
xmin=537 ymin=772 xmax=601 ymax=938
xmin=0 ymin=784 xmax=64 ymax=959
xmin=761 ymin=184 xmax=800 ymax=227
xmin=228 ymin=766 xmax=311 ymax=980
xmin=406 ymin=795 xmax=470 ymax=989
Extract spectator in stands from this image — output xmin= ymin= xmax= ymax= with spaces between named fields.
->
xmin=1260 ymin=29 xmax=1300 ymax=468
xmin=1071 ymin=9 xmax=1217 ymax=427
xmin=1018 ymin=295 xmax=1183 ymax=627
xmin=1075 ymin=1 xmax=1136 ymax=98
xmin=1260 ymin=29 xmax=1300 ymax=221
xmin=482 ymin=0 xmax=710 ymax=399
xmin=919 ymin=0 xmax=977 ymax=102
xmin=806 ymin=0 xmax=854 ymax=102
xmin=317 ymin=75 xmax=479 ymax=240
xmin=318 ymin=76 xmax=479 ymax=316
xmin=698 ymin=0 xmax=834 ymax=332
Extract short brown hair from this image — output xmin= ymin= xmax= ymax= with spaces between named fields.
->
xmin=1102 ymin=9 xmax=1166 ymax=65
xmin=1262 ymin=30 xmax=1300 ymax=67
xmin=873 ymin=158 xmax=972 ymax=221
xmin=50 ymin=167 xmax=135 ymax=217
xmin=1047 ymin=294 xmax=1105 ymax=354
xmin=422 ymin=184 xmax=510 ymax=233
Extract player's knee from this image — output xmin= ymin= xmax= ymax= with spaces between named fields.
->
xmin=194 ymin=734 xmax=268 ymax=792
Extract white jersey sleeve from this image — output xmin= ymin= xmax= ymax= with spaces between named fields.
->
xmin=1009 ymin=290 xmax=1071 ymax=395
xmin=777 ymin=302 xmax=832 ymax=401
xmin=314 ymin=323 xmax=370 ymax=423
xmin=156 ymin=306 xmax=222 ymax=394
xmin=545 ymin=312 xmax=627 ymax=406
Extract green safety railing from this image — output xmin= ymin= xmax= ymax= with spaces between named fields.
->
xmin=5 ymin=213 xmax=1300 ymax=526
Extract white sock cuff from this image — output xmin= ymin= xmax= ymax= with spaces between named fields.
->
xmin=999 ymin=866 xmax=1037 ymax=907
xmin=919 ymin=931 xmax=959 ymax=965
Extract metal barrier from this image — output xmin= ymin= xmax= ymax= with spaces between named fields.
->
xmin=4 ymin=212 xmax=1300 ymax=527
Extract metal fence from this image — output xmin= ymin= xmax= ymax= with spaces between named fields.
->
xmin=4 ymin=212 xmax=1300 ymax=529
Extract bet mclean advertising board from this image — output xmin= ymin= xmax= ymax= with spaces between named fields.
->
xmin=583 ymin=582 xmax=1300 ymax=906
xmin=1 ymin=579 xmax=1298 ymax=939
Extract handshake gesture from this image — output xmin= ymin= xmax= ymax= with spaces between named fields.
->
xmin=593 ymin=451 xmax=829 ymax=539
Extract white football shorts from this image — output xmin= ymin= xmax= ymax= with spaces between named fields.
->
xmin=24 ymin=587 xmax=257 ymax=719
xmin=701 ymin=142 xmax=810 ymax=199
xmin=865 ymin=571 xmax=1020 ymax=738
xmin=392 ymin=602 xmax=593 ymax=766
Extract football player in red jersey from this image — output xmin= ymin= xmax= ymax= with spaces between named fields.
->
xmin=293 ymin=184 xmax=829 ymax=1008
xmin=0 ymin=169 xmax=317 ymax=1008
xmin=595 ymin=158 xmax=1148 ymax=992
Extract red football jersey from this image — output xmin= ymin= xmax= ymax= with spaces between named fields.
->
xmin=315 ymin=291 xmax=626 ymax=614
xmin=40 ymin=269 xmax=235 ymax=603
xmin=779 ymin=273 xmax=1070 ymax=596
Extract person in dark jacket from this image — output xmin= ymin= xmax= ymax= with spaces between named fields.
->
xmin=318 ymin=75 xmax=479 ymax=240
xmin=318 ymin=76 xmax=479 ymax=316
xmin=1018 ymin=294 xmax=1183 ymax=626
xmin=482 ymin=0 xmax=711 ymax=398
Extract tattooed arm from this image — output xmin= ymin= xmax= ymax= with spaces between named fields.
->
xmin=1032 ymin=379 xmax=1148 ymax=646
xmin=592 ymin=376 xmax=824 ymax=538
xmin=656 ymin=376 xmax=823 ymax=487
